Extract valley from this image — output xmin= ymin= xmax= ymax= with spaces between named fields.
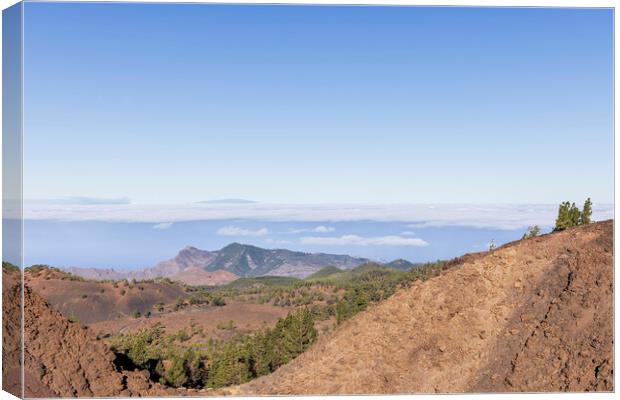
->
xmin=4 ymin=220 xmax=614 ymax=396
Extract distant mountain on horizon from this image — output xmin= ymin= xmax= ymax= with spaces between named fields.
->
xmin=63 ymin=243 xmax=377 ymax=284
xmin=384 ymin=259 xmax=417 ymax=271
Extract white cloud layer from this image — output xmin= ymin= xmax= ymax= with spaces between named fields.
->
xmin=290 ymin=225 xmax=336 ymax=234
xmin=217 ymin=225 xmax=269 ymax=236
xmin=300 ymin=234 xmax=429 ymax=247
xmin=26 ymin=196 xmax=132 ymax=205
xmin=20 ymin=202 xmax=614 ymax=230
xmin=152 ymin=222 xmax=173 ymax=230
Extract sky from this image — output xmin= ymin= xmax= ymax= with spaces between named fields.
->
xmin=23 ymin=4 xmax=614 ymax=205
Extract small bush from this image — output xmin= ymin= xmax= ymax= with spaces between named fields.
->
xmin=212 ymin=297 xmax=226 ymax=307
xmin=176 ymin=329 xmax=190 ymax=342
xmin=522 ymin=225 xmax=541 ymax=239
xmin=217 ymin=320 xmax=236 ymax=331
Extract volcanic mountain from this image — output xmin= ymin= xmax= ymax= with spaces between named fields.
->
xmin=24 ymin=267 xmax=188 ymax=324
xmin=63 ymin=245 xmax=225 ymax=285
xmin=223 ymin=220 xmax=613 ymax=394
xmin=65 ymin=243 xmax=369 ymax=283
xmin=204 ymin=243 xmax=367 ymax=278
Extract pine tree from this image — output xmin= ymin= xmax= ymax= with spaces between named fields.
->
xmin=272 ymin=313 xmax=294 ymax=364
xmin=580 ymin=197 xmax=593 ymax=225
xmin=207 ymin=342 xmax=251 ymax=388
xmin=248 ymin=330 xmax=275 ymax=376
xmin=164 ymin=352 xmax=188 ymax=388
xmin=184 ymin=348 xmax=207 ymax=387
xmin=278 ymin=308 xmax=317 ymax=361
xmin=554 ymin=201 xmax=573 ymax=231
xmin=569 ymin=202 xmax=581 ymax=226
xmin=336 ymin=299 xmax=349 ymax=325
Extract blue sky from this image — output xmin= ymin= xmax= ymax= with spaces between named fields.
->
xmin=23 ymin=4 xmax=613 ymax=205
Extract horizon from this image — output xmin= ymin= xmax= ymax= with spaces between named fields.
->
xmin=15 ymin=202 xmax=613 ymax=270
xmin=13 ymin=3 xmax=614 ymax=271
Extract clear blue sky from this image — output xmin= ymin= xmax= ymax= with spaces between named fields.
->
xmin=23 ymin=4 xmax=613 ymax=204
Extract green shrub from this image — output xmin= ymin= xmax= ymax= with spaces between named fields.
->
xmin=2 ymin=262 xmax=19 ymax=273
xmin=176 ymin=329 xmax=190 ymax=342
xmin=164 ymin=352 xmax=189 ymax=388
xmin=522 ymin=225 xmax=541 ymax=239
xmin=110 ymin=325 xmax=163 ymax=370
xmin=212 ymin=296 xmax=226 ymax=307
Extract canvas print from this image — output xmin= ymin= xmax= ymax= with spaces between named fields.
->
xmin=2 ymin=2 xmax=614 ymax=398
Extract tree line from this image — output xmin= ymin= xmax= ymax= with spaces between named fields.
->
xmin=110 ymin=307 xmax=317 ymax=389
xmin=519 ymin=198 xmax=594 ymax=240
xmin=554 ymin=198 xmax=592 ymax=231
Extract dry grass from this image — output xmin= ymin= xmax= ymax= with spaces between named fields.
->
xmin=90 ymin=301 xmax=290 ymax=342
xmin=228 ymin=220 xmax=613 ymax=395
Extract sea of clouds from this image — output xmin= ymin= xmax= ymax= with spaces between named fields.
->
xmin=21 ymin=202 xmax=614 ymax=231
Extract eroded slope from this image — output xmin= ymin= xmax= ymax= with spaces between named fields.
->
xmin=230 ymin=220 xmax=613 ymax=394
xmin=8 ymin=270 xmax=180 ymax=397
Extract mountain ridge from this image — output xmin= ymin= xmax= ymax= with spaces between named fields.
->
xmin=64 ymin=243 xmax=371 ymax=283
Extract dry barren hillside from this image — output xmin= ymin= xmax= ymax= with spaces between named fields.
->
xmin=25 ymin=268 xmax=188 ymax=324
xmin=230 ymin=220 xmax=613 ymax=394
xmin=2 ymin=264 xmax=22 ymax=398
xmin=1 ymin=265 xmax=180 ymax=397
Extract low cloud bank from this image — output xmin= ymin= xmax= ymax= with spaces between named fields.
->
xmin=301 ymin=234 xmax=428 ymax=247
xmin=21 ymin=203 xmax=614 ymax=230
xmin=152 ymin=222 xmax=173 ymax=230
xmin=217 ymin=225 xmax=269 ymax=236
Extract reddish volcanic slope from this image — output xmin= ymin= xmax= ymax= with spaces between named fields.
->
xmin=1 ymin=265 xmax=177 ymax=397
xmin=228 ymin=221 xmax=613 ymax=395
